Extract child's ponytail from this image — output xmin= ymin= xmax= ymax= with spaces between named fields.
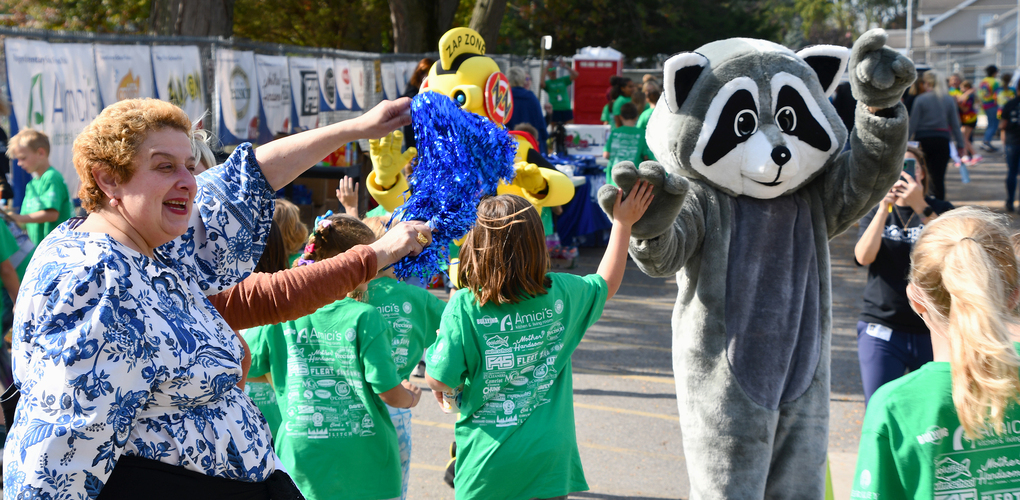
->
xmin=294 ymin=212 xmax=377 ymax=268
xmin=909 ymin=207 xmax=1020 ymax=439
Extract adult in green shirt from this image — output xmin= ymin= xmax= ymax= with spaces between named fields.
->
xmin=635 ymin=83 xmax=660 ymax=162
xmin=852 ymin=207 xmax=1020 ymax=499
xmin=246 ymin=298 xmax=418 ymax=500
xmin=6 ymin=130 xmax=72 ymax=246
xmin=541 ymin=59 xmax=579 ymax=126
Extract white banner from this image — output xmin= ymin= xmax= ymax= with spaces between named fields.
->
xmin=380 ymin=62 xmax=397 ymax=101
xmin=351 ymin=60 xmax=367 ymax=111
xmin=317 ymin=58 xmax=337 ymax=112
xmin=335 ymin=59 xmax=353 ymax=111
xmin=151 ymin=45 xmax=206 ymax=126
xmin=5 ymin=39 xmax=101 ymax=199
xmin=288 ymin=56 xmax=320 ymax=131
xmin=397 ymin=61 xmax=415 ymax=95
xmin=214 ymin=48 xmax=259 ymax=144
xmin=93 ymin=44 xmax=154 ymax=107
xmin=254 ymin=54 xmax=291 ymax=141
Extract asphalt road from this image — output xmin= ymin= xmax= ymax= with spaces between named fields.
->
xmin=404 ymin=144 xmax=1014 ymax=500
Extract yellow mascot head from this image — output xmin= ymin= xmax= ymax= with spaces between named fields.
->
xmin=421 ymin=27 xmax=513 ymax=126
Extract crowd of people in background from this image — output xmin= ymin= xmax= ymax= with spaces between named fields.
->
xmin=7 ymin=51 xmax=1020 ymax=500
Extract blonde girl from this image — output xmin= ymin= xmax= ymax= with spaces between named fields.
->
xmin=425 ymin=182 xmax=653 ymax=500
xmin=246 ymin=213 xmax=421 ymax=500
xmin=852 ymin=206 xmax=1020 ymax=498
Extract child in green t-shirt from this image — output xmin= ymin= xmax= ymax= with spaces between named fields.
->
xmin=603 ymin=102 xmax=649 ymax=186
xmin=246 ymin=214 xmax=421 ymax=500
xmin=424 ymin=184 xmax=654 ymax=500
xmin=362 ymin=217 xmax=446 ymax=500
xmin=5 ymin=129 xmax=72 ymax=246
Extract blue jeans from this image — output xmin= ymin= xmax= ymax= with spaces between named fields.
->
xmin=1007 ymin=143 xmax=1020 ymax=209
xmin=856 ymin=321 xmax=933 ymax=406
xmin=985 ymin=107 xmax=1000 ymax=144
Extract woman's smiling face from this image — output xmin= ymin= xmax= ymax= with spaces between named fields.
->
xmin=116 ymin=128 xmax=197 ymax=252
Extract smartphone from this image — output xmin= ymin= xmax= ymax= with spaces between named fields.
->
xmin=903 ymin=158 xmax=916 ymax=179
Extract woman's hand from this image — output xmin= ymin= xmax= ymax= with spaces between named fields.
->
xmin=337 ymin=177 xmax=359 ymax=216
xmin=892 ymin=172 xmax=926 ymax=214
xmin=877 ymin=189 xmax=897 ymax=213
xmin=352 ymin=98 xmax=412 ymax=141
xmin=368 ymin=221 xmax=432 ymax=271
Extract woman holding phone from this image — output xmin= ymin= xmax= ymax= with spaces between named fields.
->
xmin=853 ymin=145 xmax=955 ymax=404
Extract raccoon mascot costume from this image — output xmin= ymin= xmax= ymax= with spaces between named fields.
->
xmin=598 ymin=30 xmax=914 ymax=498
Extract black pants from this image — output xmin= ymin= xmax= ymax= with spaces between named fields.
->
xmin=917 ymin=136 xmax=951 ymax=200
xmin=97 ymin=455 xmax=302 ymax=500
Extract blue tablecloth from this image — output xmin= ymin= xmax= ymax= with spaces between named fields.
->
xmin=556 ymin=173 xmax=612 ymax=247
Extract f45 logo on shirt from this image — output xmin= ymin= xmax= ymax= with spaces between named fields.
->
xmin=485 ymin=353 xmax=514 ymax=370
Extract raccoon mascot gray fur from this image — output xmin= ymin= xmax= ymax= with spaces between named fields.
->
xmin=597 ymin=30 xmax=914 ymax=498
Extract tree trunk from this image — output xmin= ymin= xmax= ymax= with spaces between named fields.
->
xmin=468 ymin=0 xmax=507 ymax=50
xmin=150 ymin=0 xmax=235 ymax=37
xmin=388 ymin=0 xmax=458 ymax=53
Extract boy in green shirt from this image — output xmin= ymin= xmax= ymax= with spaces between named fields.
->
xmin=6 ymin=129 xmax=72 ymax=246
xmin=603 ymin=102 xmax=649 ymax=186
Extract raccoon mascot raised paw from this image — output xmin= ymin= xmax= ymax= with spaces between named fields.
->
xmin=597 ymin=29 xmax=914 ymax=498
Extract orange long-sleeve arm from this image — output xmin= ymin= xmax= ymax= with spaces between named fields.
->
xmin=210 ymin=245 xmax=378 ymax=330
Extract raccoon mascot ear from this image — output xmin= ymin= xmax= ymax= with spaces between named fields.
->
xmin=663 ymin=52 xmax=709 ymax=113
xmin=795 ymin=45 xmax=851 ymax=97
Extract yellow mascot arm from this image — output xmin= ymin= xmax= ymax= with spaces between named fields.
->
xmin=366 ymin=131 xmax=416 ymax=213
xmin=498 ymin=136 xmax=575 ymax=207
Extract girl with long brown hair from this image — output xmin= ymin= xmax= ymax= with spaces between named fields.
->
xmin=424 ymin=182 xmax=653 ymax=500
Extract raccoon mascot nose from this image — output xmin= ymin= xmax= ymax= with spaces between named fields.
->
xmin=771 ymin=146 xmax=792 ymax=166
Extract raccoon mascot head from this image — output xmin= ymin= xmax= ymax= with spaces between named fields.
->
xmin=646 ymin=39 xmax=851 ymax=199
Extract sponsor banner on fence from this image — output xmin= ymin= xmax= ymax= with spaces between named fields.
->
xmin=380 ymin=62 xmax=397 ymax=101
xmin=288 ymin=56 xmax=320 ymax=131
xmin=254 ymin=54 xmax=291 ymax=142
xmin=351 ymin=60 xmax=367 ymax=111
xmin=397 ymin=61 xmax=415 ymax=95
xmin=5 ymin=38 xmax=100 ymax=200
xmin=214 ymin=48 xmax=259 ymax=145
xmin=151 ymin=45 xmax=205 ymax=126
xmin=317 ymin=58 xmax=337 ymax=112
xmin=93 ymin=44 xmax=154 ymax=107
xmin=335 ymin=59 xmax=353 ymax=111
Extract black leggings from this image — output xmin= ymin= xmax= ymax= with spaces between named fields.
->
xmin=917 ymin=136 xmax=951 ymax=200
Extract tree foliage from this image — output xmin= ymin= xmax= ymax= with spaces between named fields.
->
xmin=0 ymin=0 xmax=150 ymax=32
xmin=233 ymin=0 xmax=393 ymax=51
xmin=492 ymin=0 xmax=783 ymax=62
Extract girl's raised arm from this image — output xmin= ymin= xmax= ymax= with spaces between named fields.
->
xmin=598 ymin=180 xmax=653 ymax=299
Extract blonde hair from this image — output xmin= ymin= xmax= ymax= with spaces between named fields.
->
xmin=909 ymin=206 xmax=1020 ymax=439
xmin=72 ymin=98 xmax=192 ymax=212
xmin=191 ymin=128 xmax=217 ymax=173
xmin=362 ymin=216 xmax=389 ymax=239
xmin=274 ymin=198 xmax=308 ymax=256
xmin=8 ymin=129 xmax=50 ymax=157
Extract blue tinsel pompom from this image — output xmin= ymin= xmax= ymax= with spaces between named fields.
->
xmin=390 ymin=92 xmax=517 ymax=281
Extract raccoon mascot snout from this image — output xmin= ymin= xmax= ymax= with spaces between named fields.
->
xmin=598 ymin=30 xmax=914 ymax=498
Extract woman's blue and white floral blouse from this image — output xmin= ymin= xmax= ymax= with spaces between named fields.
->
xmin=3 ymin=143 xmax=276 ymax=499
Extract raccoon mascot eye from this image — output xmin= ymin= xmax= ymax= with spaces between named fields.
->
xmin=776 ymin=106 xmax=796 ymax=133
xmin=734 ymin=110 xmax=758 ymax=137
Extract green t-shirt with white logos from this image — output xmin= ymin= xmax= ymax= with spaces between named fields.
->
xmin=604 ymin=126 xmax=648 ymax=186
xmin=21 ymin=166 xmax=72 ymax=246
xmin=246 ymin=298 xmax=402 ymax=500
xmin=853 ymin=343 xmax=1020 ymax=499
xmin=366 ymin=276 xmax=446 ymax=380
xmin=426 ymin=272 xmax=608 ymax=500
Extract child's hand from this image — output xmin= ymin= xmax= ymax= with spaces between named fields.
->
xmin=337 ymin=176 xmax=359 ymax=215
xmin=612 ymin=179 xmax=654 ymax=226
xmin=402 ymin=379 xmax=422 ymax=408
